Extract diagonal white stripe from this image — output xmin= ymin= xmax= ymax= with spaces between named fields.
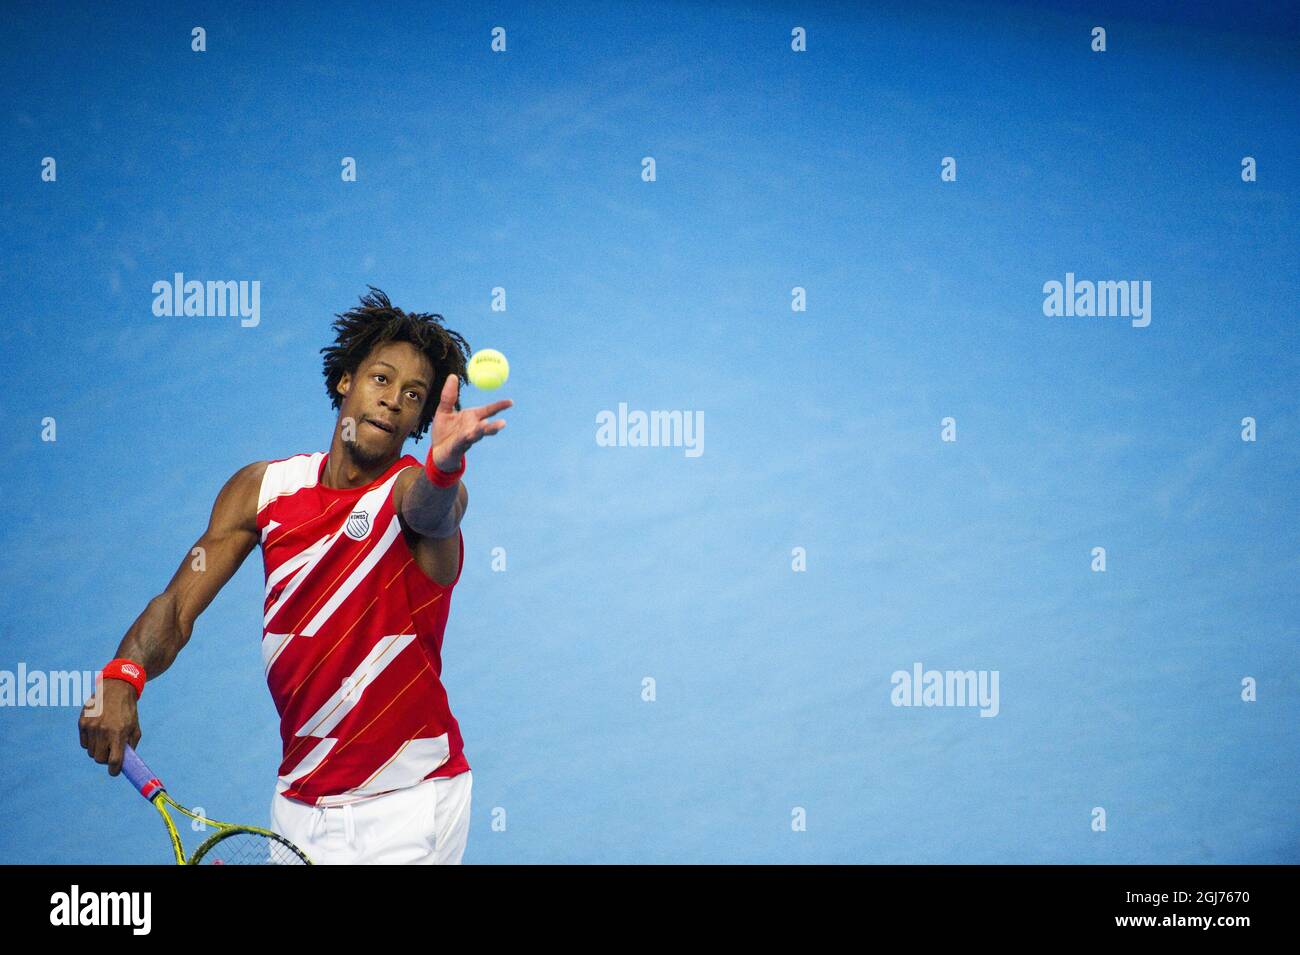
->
xmin=293 ymin=633 xmax=418 ymax=739
xmin=263 ymin=526 xmax=346 ymax=628
xmin=265 ymin=533 xmax=330 ymax=598
xmin=262 ymin=632 xmax=295 ymax=674
xmin=263 ymin=474 xmax=402 ymax=631
xmin=277 ymin=736 xmax=337 ymax=795
xmin=331 ymin=736 xmax=452 ymax=803
xmin=260 ymin=518 xmax=280 ymax=546
xmin=299 ymin=515 xmax=403 ymax=637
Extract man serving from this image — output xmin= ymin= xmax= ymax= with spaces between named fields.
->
xmin=79 ymin=288 xmax=510 ymax=864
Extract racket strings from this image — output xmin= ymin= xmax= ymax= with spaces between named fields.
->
xmin=194 ymin=831 xmax=310 ymax=865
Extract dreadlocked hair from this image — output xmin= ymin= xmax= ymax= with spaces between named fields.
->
xmin=320 ymin=286 xmax=471 ymax=441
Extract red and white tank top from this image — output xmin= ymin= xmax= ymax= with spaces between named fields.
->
xmin=256 ymin=451 xmax=469 ymax=806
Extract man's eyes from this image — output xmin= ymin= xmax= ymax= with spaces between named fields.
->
xmin=373 ymin=374 xmax=421 ymax=402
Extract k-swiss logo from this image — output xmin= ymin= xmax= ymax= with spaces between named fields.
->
xmin=345 ymin=509 xmax=371 ymax=540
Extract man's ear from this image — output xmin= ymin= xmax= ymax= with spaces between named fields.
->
xmin=337 ymin=371 xmax=351 ymax=399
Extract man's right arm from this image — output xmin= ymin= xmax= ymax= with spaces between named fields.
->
xmin=78 ymin=460 xmax=268 ymax=775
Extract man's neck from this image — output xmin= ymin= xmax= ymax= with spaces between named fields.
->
xmin=322 ymin=435 xmax=400 ymax=490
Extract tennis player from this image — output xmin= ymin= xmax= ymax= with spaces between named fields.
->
xmin=79 ymin=288 xmax=510 ymax=864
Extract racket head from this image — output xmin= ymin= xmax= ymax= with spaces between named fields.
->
xmin=189 ymin=826 xmax=312 ymax=865
xmin=120 ymin=747 xmax=312 ymax=864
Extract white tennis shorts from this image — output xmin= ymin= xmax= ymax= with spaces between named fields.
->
xmin=270 ymin=771 xmax=472 ymax=865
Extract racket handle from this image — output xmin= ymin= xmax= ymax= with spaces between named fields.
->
xmin=121 ymin=745 xmax=165 ymax=800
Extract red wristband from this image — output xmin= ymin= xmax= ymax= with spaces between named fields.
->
xmin=424 ymin=449 xmax=466 ymax=488
xmin=100 ymin=658 xmax=146 ymax=699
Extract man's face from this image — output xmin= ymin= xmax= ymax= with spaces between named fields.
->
xmin=337 ymin=340 xmax=436 ymax=466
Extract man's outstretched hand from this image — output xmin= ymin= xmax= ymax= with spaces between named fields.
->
xmin=428 ymin=374 xmax=512 ymax=472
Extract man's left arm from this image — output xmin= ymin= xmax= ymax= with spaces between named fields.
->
xmin=396 ymin=469 xmax=468 ymax=539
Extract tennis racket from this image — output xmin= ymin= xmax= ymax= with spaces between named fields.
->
xmin=121 ymin=744 xmax=312 ymax=865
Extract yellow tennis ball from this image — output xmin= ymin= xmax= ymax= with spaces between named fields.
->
xmin=467 ymin=348 xmax=509 ymax=391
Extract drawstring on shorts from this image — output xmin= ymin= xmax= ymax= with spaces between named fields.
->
xmin=307 ymin=801 xmax=358 ymax=848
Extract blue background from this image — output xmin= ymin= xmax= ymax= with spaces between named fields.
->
xmin=1 ymin=0 xmax=1296 ymax=863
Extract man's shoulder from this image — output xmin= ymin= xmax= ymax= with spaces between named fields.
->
xmin=390 ymin=455 xmax=425 ymax=492
xmin=248 ymin=452 xmax=327 ymax=514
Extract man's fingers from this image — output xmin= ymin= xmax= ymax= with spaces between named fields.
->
xmin=437 ymin=374 xmax=460 ymax=411
xmin=472 ymin=419 xmax=507 ymax=441
xmin=430 ymin=396 xmax=511 ymax=462
xmin=78 ymin=699 xmax=93 ymax=750
xmin=107 ymin=737 xmax=125 ymax=777
xmin=471 ymin=399 xmax=513 ymax=420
